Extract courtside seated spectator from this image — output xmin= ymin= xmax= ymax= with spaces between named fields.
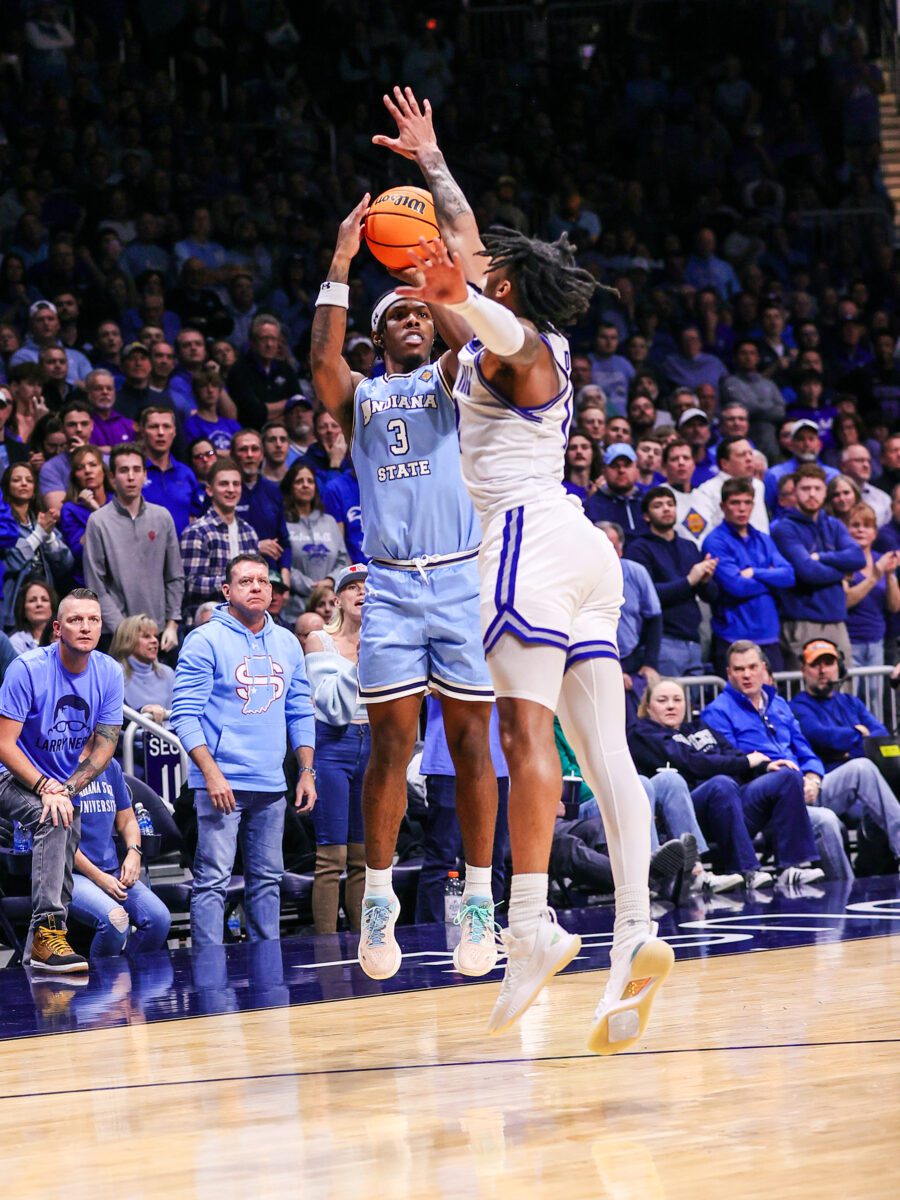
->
xmin=770 ymin=464 xmax=865 ymax=670
xmin=701 ymin=641 xmax=852 ymax=881
xmin=630 ymin=677 xmax=818 ymax=889
xmin=790 ymin=639 xmax=900 ymax=864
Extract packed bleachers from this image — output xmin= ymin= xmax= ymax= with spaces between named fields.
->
xmin=0 ymin=1 xmax=899 ymax=953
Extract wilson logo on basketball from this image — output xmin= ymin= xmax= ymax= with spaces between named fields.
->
xmin=376 ymin=192 xmax=426 ymax=214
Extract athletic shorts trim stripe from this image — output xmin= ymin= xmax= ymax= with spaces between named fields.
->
xmin=429 ymin=669 xmax=495 ymax=696
xmin=565 ymin=639 xmax=620 ymax=671
xmin=429 ymin=673 xmax=496 ymax=701
xmin=359 ymin=676 xmax=429 ymax=702
xmin=484 ymin=506 xmax=569 ymax=655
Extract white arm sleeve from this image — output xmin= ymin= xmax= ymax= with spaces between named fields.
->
xmin=447 ymin=286 xmax=526 ymax=358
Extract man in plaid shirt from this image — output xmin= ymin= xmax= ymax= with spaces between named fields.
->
xmin=181 ymin=457 xmax=259 ymax=622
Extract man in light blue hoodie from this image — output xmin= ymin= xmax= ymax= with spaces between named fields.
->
xmin=171 ymin=552 xmax=316 ymax=944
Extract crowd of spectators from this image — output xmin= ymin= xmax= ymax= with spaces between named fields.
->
xmin=0 ymin=0 xmax=898 ymax=944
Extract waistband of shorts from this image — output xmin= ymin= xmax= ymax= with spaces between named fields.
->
xmin=369 ymin=547 xmax=480 ymax=572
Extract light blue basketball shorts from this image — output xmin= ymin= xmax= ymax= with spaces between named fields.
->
xmin=358 ymin=556 xmax=494 ymax=704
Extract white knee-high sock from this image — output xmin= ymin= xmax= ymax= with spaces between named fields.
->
xmin=557 ymin=657 xmax=650 ymax=929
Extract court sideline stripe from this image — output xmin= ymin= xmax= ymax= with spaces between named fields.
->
xmin=2 ymin=1036 xmax=899 ymax=1103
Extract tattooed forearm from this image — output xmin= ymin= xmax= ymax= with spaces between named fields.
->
xmin=65 ymin=723 xmax=121 ymax=795
xmin=416 ymin=147 xmax=473 ymax=224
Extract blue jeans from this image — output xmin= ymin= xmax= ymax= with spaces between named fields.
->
xmin=584 ymin=773 xmax=708 ymax=853
xmin=415 ymin=774 xmax=510 ymax=923
xmin=69 ymin=875 xmax=171 ymax=957
xmin=312 ymin=720 xmax=369 ymax=846
xmin=192 ymin=789 xmax=285 ymax=945
xmin=691 ymin=771 xmax=818 ymax=873
xmin=808 ymin=806 xmax=854 ymax=880
xmin=658 ymin=636 xmax=703 ymax=678
xmin=850 ymin=640 xmax=885 ymax=715
xmin=821 ymin=757 xmax=900 ymax=858
xmin=642 ymin=771 xmax=710 ymax=854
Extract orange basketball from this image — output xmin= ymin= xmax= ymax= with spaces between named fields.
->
xmin=364 ymin=186 xmax=441 ymax=271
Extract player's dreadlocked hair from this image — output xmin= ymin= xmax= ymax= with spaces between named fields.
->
xmin=477 ymin=228 xmax=614 ymax=332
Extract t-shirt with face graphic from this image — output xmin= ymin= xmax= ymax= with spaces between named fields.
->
xmin=0 ymin=644 xmax=124 ymax=796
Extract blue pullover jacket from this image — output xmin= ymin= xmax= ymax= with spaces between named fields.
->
xmin=789 ymin=689 xmax=887 ymax=771
xmin=702 ymin=682 xmax=825 ymax=774
xmin=702 ymin=521 xmax=795 ymax=644
xmin=171 ymin=605 xmax=315 ymax=792
xmin=770 ymin=509 xmax=865 ymax=623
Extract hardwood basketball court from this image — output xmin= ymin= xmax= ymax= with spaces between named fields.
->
xmin=1 ymin=878 xmax=898 ymax=1199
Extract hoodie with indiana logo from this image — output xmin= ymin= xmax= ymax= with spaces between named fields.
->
xmin=171 ymin=604 xmax=315 ymax=793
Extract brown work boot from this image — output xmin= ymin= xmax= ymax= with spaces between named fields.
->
xmin=29 ymin=917 xmax=88 ymax=974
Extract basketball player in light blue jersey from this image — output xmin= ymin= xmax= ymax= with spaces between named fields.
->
xmin=377 ymin=86 xmax=674 ymax=1055
xmin=311 ymin=197 xmax=499 ymax=981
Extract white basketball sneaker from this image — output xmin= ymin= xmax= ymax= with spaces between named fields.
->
xmin=487 ymin=909 xmax=581 ymax=1035
xmin=358 ymin=896 xmax=402 ymax=980
xmin=453 ymin=896 xmax=500 ymax=977
xmin=587 ymin=920 xmax=674 ymax=1056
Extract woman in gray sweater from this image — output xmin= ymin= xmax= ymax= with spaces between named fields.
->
xmin=281 ymin=462 xmax=348 ymax=626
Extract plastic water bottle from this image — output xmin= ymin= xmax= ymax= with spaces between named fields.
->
xmin=134 ymin=802 xmax=154 ymax=836
xmin=226 ymin=909 xmax=242 ymax=941
xmin=562 ymin=774 xmax=582 ymax=820
xmin=12 ymin=821 xmax=32 ymax=853
xmin=444 ymin=870 xmax=464 ymax=924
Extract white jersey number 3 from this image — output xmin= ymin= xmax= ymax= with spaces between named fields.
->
xmin=387 ymin=418 xmax=409 ymax=457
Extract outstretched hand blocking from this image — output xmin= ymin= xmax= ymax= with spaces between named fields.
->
xmin=395 ymin=238 xmax=468 ymax=308
xmin=372 ymin=86 xmax=438 ymax=161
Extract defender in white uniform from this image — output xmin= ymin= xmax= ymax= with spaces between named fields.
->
xmin=376 ymin=84 xmax=673 ymax=1053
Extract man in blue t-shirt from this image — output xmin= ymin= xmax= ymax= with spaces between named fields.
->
xmin=0 ymin=588 xmax=124 ymax=973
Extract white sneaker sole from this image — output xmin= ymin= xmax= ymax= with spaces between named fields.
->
xmin=587 ymin=936 xmax=674 ymax=1056
xmin=488 ymin=932 xmax=582 ymax=1036
xmin=453 ymin=940 xmax=499 ymax=977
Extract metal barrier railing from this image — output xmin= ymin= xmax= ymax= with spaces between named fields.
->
xmin=673 ymin=667 xmax=898 ymax=729
xmin=121 ymin=705 xmax=190 ymax=787
xmin=672 ymin=674 xmax=725 ymax=719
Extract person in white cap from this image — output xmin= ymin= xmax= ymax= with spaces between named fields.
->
xmin=676 ymin=406 xmax=718 ymax=485
xmin=9 ymin=300 xmax=92 ymax=384
xmin=764 ymin=419 xmax=839 ymax=512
